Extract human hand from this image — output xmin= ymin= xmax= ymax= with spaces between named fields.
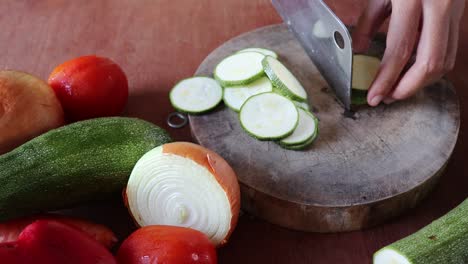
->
xmin=352 ymin=0 xmax=465 ymax=106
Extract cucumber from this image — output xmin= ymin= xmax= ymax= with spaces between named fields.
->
xmin=374 ymin=198 xmax=468 ymax=264
xmin=170 ymin=77 xmax=223 ymax=114
xmin=237 ymin=48 xmax=278 ymax=59
xmin=223 ymin=77 xmax=273 ymax=112
xmin=214 ymin=52 xmax=265 ymax=86
xmin=239 ymin=92 xmax=298 ymax=140
xmin=0 ymin=117 xmax=172 ymax=221
xmin=279 ymin=108 xmax=318 ymax=146
xmin=262 ymin=56 xmax=308 ymax=102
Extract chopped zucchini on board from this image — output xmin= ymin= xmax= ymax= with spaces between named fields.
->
xmin=214 ymin=51 xmax=265 ymax=86
xmin=262 ymin=56 xmax=308 ymax=102
xmin=239 ymin=92 xmax=299 ymax=140
xmin=170 ymin=77 xmax=223 ymax=114
xmin=352 ymin=55 xmax=381 ymax=106
xmin=223 ymin=77 xmax=273 ymax=112
xmin=279 ymin=108 xmax=318 ymax=146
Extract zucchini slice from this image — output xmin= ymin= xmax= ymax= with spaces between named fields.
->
xmin=279 ymin=108 xmax=318 ymax=146
xmin=237 ymin=48 xmax=278 ymax=59
xmin=352 ymin=55 xmax=380 ymax=91
xmin=293 ymin=100 xmax=311 ymax=111
xmin=280 ymin=135 xmax=316 ymax=151
xmin=262 ymin=56 xmax=308 ymax=102
xmin=223 ymin=77 xmax=273 ymax=112
xmin=214 ymin=52 xmax=265 ymax=86
xmin=170 ymin=77 xmax=223 ymax=114
xmin=351 ymin=55 xmax=381 ymax=106
xmin=239 ymin=92 xmax=298 ymax=140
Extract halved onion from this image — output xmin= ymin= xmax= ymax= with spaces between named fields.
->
xmin=125 ymin=142 xmax=240 ymax=246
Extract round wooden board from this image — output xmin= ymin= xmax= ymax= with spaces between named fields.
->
xmin=189 ymin=24 xmax=460 ymax=232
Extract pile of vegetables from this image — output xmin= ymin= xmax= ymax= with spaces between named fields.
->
xmin=0 ymin=48 xmax=464 ymax=264
xmin=170 ymin=48 xmax=319 ymax=150
xmin=0 ymin=55 xmax=241 ymax=263
xmin=169 ymin=48 xmax=383 ymax=151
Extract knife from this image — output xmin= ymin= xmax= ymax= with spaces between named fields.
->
xmin=271 ymin=0 xmax=353 ymax=111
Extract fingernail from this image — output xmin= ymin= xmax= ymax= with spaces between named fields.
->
xmin=383 ymin=98 xmax=396 ymax=105
xmin=370 ymin=95 xmax=383 ymax=106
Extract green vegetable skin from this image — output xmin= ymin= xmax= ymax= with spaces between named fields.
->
xmin=374 ymin=198 xmax=468 ymax=264
xmin=352 ymin=89 xmax=368 ymax=106
xmin=0 ymin=117 xmax=172 ymax=221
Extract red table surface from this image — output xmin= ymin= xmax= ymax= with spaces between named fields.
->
xmin=1 ymin=1 xmax=467 ymax=263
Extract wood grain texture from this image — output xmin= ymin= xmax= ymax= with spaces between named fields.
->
xmin=190 ymin=25 xmax=460 ymax=232
xmin=0 ymin=0 xmax=467 ymax=263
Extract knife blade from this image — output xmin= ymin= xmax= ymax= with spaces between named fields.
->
xmin=271 ymin=0 xmax=353 ymax=110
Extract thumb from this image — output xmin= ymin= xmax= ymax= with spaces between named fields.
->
xmin=353 ymin=0 xmax=391 ymax=52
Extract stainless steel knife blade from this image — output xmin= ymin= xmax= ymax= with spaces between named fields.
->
xmin=271 ymin=0 xmax=353 ymax=110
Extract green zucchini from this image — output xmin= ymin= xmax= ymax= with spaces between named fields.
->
xmin=279 ymin=108 xmax=318 ymax=146
xmin=374 ymin=198 xmax=468 ymax=264
xmin=214 ymin=51 xmax=265 ymax=86
xmin=262 ymin=56 xmax=308 ymax=102
xmin=223 ymin=77 xmax=273 ymax=112
xmin=293 ymin=100 xmax=311 ymax=111
xmin=239 ymin=92 xmax=299 ymax=141
xmin=279 ymin=135 xmax=316 ymax=151
xmin=170 ymin=77 xmax=223 ymax=114
xmin=351 ymin=55 xmax=381 ymax=106
xmin=352 ymin=89 xmax=369 ymax=106
xmin=0 ymin=117 xmax=172 ymax=221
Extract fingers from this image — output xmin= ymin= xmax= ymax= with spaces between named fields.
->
xmin=366 ymin=1 xmax=422 ymax=106
xmin=444 ymin=0 xmax=465 ymax=72
xmin=352 ymin=0 xmax=391 ymax=52
xmin=390 ymin=2 xmax=451 ymax=100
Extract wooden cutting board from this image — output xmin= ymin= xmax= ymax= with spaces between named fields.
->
xmin=189 ymin=24 xmax=460 ymax=232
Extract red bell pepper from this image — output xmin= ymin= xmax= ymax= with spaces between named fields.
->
xmin=0 ymin=220 xmax=117 ymax=264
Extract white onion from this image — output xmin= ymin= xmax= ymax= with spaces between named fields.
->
xmin=126 ymin=143 xmax=240 ymax=246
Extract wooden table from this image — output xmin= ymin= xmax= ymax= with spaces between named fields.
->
xmin=1 ymin=1 xmax=467 ymax=263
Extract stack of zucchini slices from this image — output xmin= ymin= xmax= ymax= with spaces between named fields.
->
xmin=170 ymin=47 xmax=318 ymax=151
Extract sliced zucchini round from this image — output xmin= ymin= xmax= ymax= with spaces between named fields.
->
xmin=237 ymin=48 xmax=278 ymax=59
xmin=262 ymin=56 xmax=308 ymax=102
xmin=223 ymin=77 xmax=273 ymax=112
xmin=214 ymin=52 xmax=265 ymax=86
xmin=279 ymin=135 xmax=316 ymax=151
xmin=280 ymin=108 xmax=318 ymax=146
xmin=239 ymin=92 xmax=298 ymax=140
xmin=170 ymin=77 xmax=223 ymax=114
xmin=352 ymin=55 xmax=381 ymax=91
xmin=293 ymin=100 xmax=310 ymax=111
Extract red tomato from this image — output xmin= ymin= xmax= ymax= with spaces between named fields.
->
xmin=48 ymin=55 xmax=128 ymax=121
xmin=117 ymin=226 xmax=217 ymax=264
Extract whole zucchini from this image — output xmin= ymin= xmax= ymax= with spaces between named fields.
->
xmin=374 ymin=198 xmax=468 ymax=264
xmin=0 ymin=117 xmax=172 ymax=221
